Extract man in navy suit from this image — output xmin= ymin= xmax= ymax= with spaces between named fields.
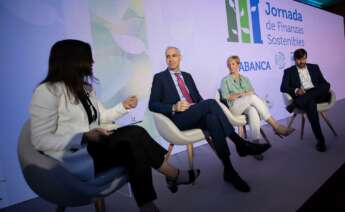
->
xmin=149 ymin=47 xmax=270 ymax=192
xmin=281 ymin=48 xmax=331 ymax=152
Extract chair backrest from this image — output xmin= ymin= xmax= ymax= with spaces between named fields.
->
xmin=152 ymin=112 xmax=185 ymax=142
xmin=17 ymin=120 xmax=116 ymax=206
xmin=215 ymin=91 xmax=220 ymax=100
xmin=214 ymin=89 xmax=249 ymax=126
xmin=327 ymin=90 xmax=336 ymax=107
xmin=18 ymin=120 xmax=93 ymax=206
xmin=215 ymin=89 xmax=230 ymax=107
xmin=18 ymin=120 xmax=60 ymax=174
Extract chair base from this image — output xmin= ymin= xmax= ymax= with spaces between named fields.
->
xmin=56 ymin=198 xmax=105 ymax=212
xmin=288 ymin=111 xmax=337 ymax=140
xmin=94 ymin=198 xmax=105 ymax=212
xmin=164 ymin=136 xmax=215 ymax=170
xmin=320 ymin=112 xmax=338 ymax=136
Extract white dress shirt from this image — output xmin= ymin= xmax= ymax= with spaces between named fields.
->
xmin=297 ymin=65 xmax=314 ymax=90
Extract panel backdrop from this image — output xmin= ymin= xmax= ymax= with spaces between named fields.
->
xmin=0 ymin=0 xmax=344 ymax=207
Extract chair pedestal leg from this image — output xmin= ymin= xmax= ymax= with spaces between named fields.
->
xmin=187 ymin=144 xmax=194 ymax=170
xmin=165 ymin=144 xmax=174 ymax=161
xmin=238 ymin=126 xmax=245 ymax=138
xmin=301 ymin=114 xmax=305 ymax=140
xmin=206 ymin=136 xmax=217 ymax=154
xmin=320 ymin=112 xmax=338 ymax=136
xmin=243 ymin=126 xmax=248 ymax=139
xmin=94 ymin=198 xmax=105 ymax=212
xmin=288 ymin=113 xmax=297 ymax=129
xmin=260 ymin=128 xmax=271 ymax=145
xmin=56 ymin=206 xmax=66 ymax=212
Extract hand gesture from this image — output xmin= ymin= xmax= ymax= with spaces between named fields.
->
xmin=296 ymin=88 xmax=305 ymax=96
xmin=173 ymin=100 xmax=190 ymax=112
xmin=122 ymin=96 xmax=138 ymax=109
xmin=84 ymin=128 xmax=112 ymax=142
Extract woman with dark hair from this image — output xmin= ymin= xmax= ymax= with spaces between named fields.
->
xmin=30 ymin=39 xmax=200 ymax=212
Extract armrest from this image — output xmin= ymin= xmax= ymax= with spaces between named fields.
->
xmin=282 ymin=92 xmax=293 ymax=106
xmin=215 ymin=99 xmax=246 ymax=126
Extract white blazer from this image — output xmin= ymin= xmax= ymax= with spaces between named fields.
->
xmin=29 ymin=82 xmax=128 ymax=181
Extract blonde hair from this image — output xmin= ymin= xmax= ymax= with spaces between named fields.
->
xmin=227 ymin=55 xmax=240 ymax=65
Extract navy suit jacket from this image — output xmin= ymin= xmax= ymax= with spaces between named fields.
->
xmin=280 ymin=63 xmax=330 ymax=98
xmin=149 ymin=69 xmax=203 ymax=117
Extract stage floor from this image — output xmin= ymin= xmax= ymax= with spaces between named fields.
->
xmin=2 ymin=99 xmax=345 ymax=212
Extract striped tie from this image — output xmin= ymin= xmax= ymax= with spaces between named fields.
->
xmin=174 ymin=73 xmax=193 ymax=103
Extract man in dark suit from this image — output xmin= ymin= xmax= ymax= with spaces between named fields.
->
xmin=281 ymin=48 xmax=331 ymax=152
xmin=149 ymin=47 xmax=270 ymax=192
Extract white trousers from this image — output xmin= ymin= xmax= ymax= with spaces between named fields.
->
xmin=230 ymin=95 xmax=271 ymax=140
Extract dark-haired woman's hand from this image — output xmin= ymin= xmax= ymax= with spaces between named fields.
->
xmin=84 ymin=128 xmax=112 ymax=142
xmin=122 ymin=96 xmax=138 ymax=109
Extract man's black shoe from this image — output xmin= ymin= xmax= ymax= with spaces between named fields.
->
xmin=253 ymin=154 xmax=264 ymax=160
xmin=316 ymin=141 xmax=327 ymax=152
xmin=235 ymin=140 xmax=271 ymax=157
xmin=224 ymin=169 xmax=250 ymax=192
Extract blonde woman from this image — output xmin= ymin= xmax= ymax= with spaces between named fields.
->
xmin=220 ymin=56 xmax=294 ymax=159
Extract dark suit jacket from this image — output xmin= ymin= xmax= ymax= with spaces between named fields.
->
xmin=149 ymin=69 xmax=203 ymax=117
xmin=280 ymin=63 xmax=330 ymax=98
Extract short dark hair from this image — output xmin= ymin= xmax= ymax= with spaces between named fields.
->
xmin=41 ymin=39 xmax=96 ymax=100
xmin=293 ymin=48 xmax=307 ymax=60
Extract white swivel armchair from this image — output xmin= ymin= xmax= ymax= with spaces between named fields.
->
xmin=282 ymin=89 xmax=337 ymax=139
xmin=151 ymin=112 xmax=215 ymax=170
xmin=215 ymin=91 xmax=271 ymax=145
xmin=18 ymin=120 xmax=129 ymax=212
